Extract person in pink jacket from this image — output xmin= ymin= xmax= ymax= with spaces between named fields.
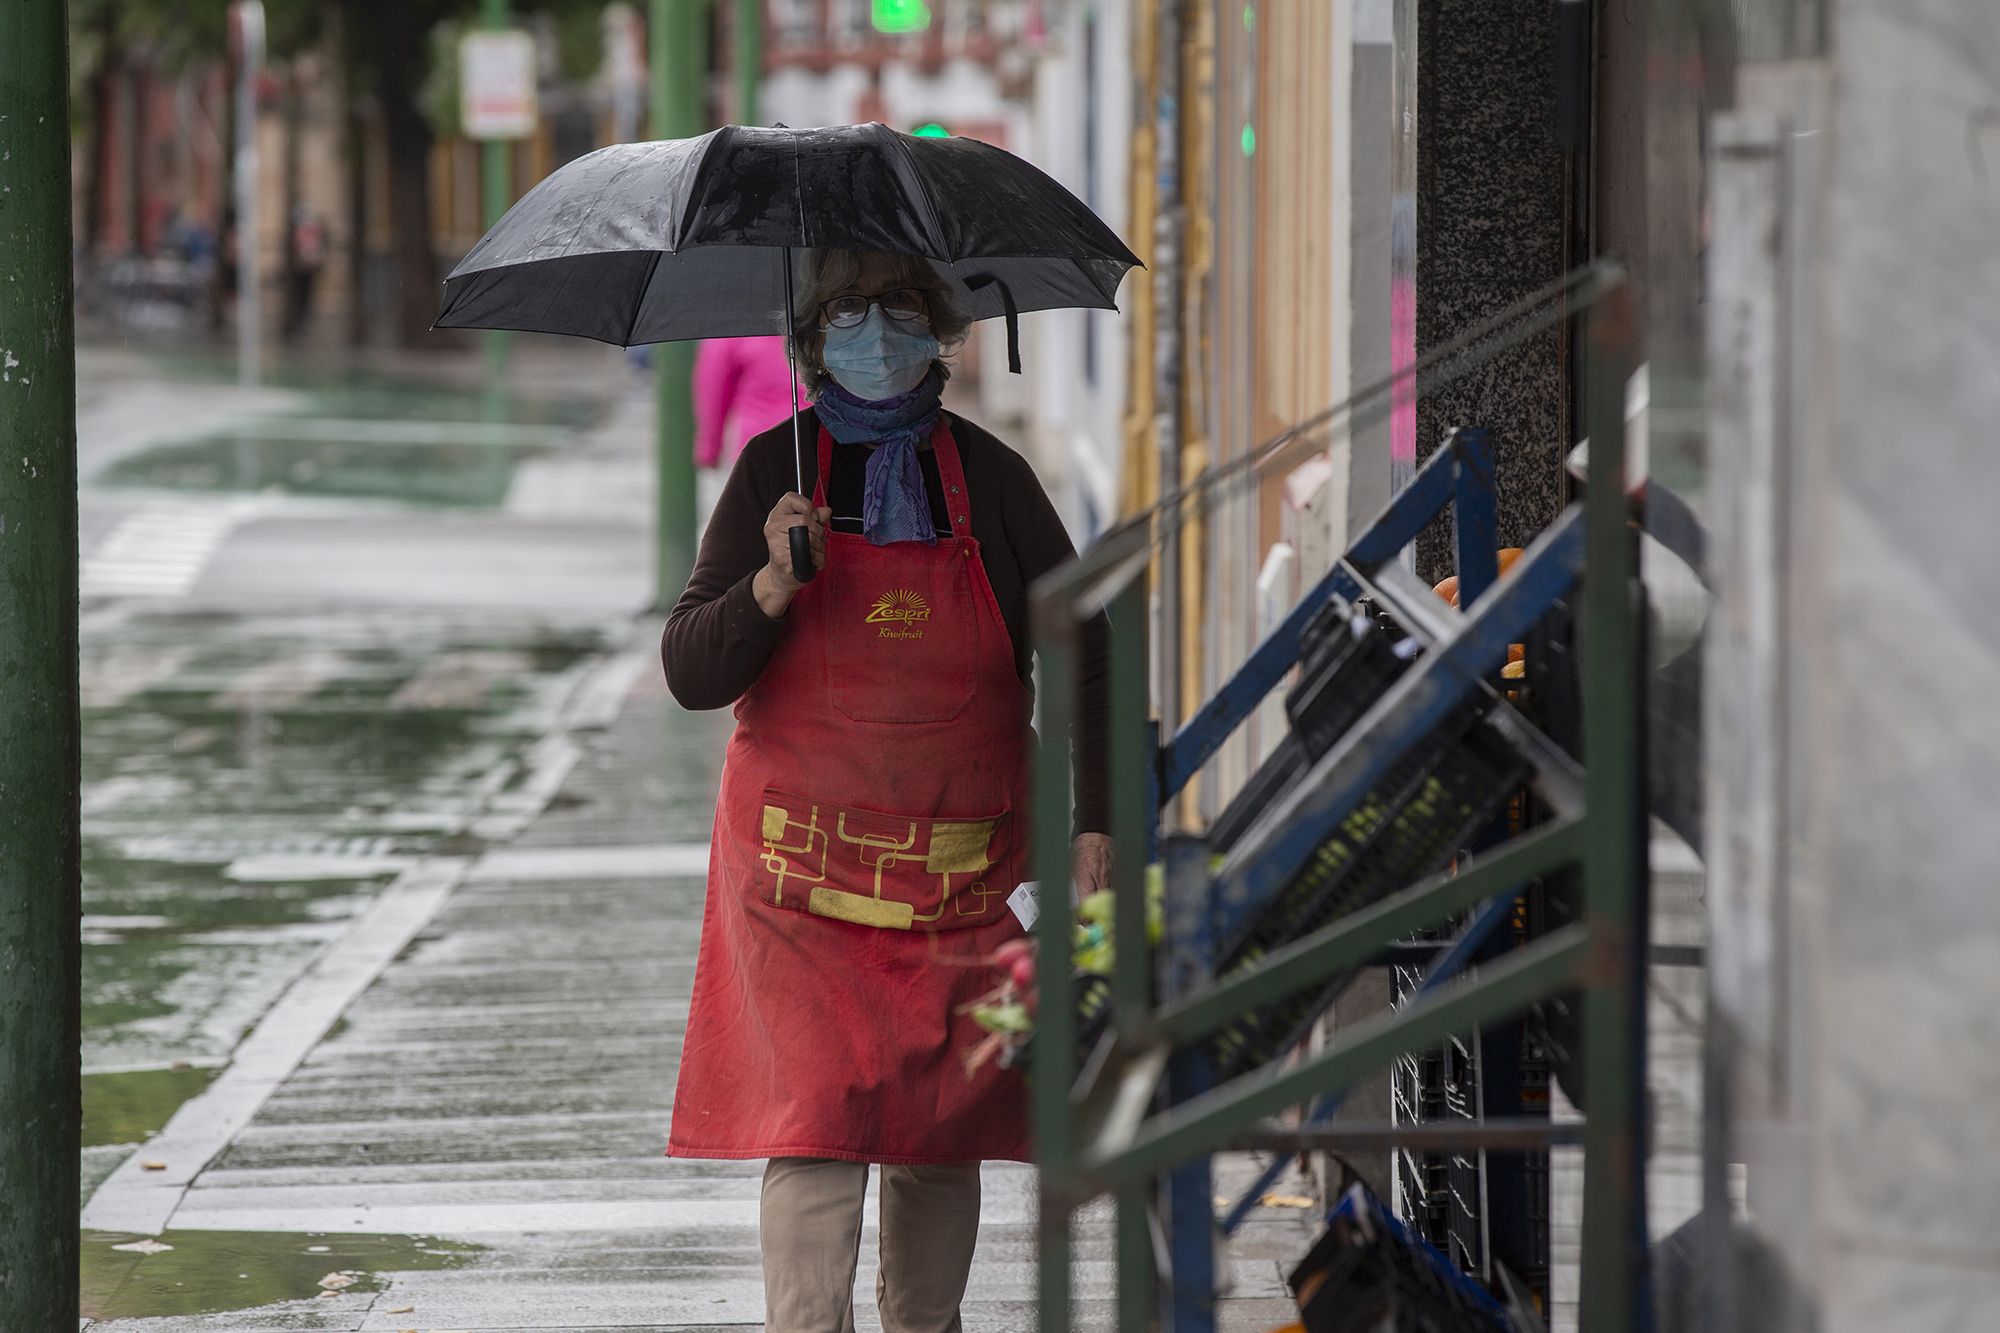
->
xmin=693 ymin=335 xmax=803 ymax=470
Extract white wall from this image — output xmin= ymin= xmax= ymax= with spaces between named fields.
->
xmin=761 ymin=65 xmax=873 ymax=129
xmin=762 ymin=58 xmax=1017 ymax=137
xmin=1017 ymin=0 xmax=1133 ymax=543
xmin=880 ymin=56 xmax=1018 ymax=126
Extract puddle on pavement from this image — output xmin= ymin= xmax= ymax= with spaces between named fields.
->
xmin=82 ymin=1228 xmax=481 ymax=1321
xmin=82 ymin=1066 xmax=222 ymax=1148
xmin=97 ymin=346 xmax=605 ymax=428
xmin=81 ymin=611 xmax=614 ymax=1073
xmin=97 ymin=431 xmax=550 ymax=507
xmin=91 ymin=363 xmax=603 ymax=506
xmin=288 ymin=378 xmax=601 ymax=429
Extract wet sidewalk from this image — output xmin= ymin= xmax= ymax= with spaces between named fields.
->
xmin=71 ymin=340 xmax=1314 ymax=1328
xmin=81 ymin=644 xmax=1312 ymax=1330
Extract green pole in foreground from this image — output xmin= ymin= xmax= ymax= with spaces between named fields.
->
xmin=652 ymin=0 xmax=708 ymax=607
xmin=735 ymin=0 xmax=761 ymax=125
xmin=481 ymin=0 xmax=512 ymax=387
xmin=0 ymin=1 xmax=83 ymax=1326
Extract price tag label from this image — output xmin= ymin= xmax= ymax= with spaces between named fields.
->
xmin=1006 ymin=880 xmax=1040 ymax=930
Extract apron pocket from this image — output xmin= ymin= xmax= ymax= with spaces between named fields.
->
xmin=822 ymin=546 xmax=981 ymax=724
xmin=751 ymin=787 xmax=1016 ymax=932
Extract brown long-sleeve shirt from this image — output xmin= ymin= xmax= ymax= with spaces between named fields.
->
xmin=662 ymin=407 xmax=1111 ymax=835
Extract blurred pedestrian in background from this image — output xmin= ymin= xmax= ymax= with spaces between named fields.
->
xmin=692 ymin=334 xmax=801 ymax=525
xmin=284 ymin=205 xmax=328 ymax=342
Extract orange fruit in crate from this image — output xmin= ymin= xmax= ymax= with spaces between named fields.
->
xmin=1509 ymin=642 xmax=1526 ymax=664
xmin=1434 ymin=550 xmax=1525 ymax=610
xmin=1502 ymin=659 xmax=1527 ymax=680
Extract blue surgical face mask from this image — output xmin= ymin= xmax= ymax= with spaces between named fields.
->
xmin=820 ymin=308 xmax=940 ymax=401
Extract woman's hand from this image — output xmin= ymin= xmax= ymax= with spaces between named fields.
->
xmin=1070 ymin=833 xmax=1113 ymax=897
xmin=751 ymin=492 xmax=831 ymax=618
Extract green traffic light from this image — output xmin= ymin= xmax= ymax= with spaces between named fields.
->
xmin=872 ymin=0 xmax=933 ymax=35
xmin=912 ymin=123 xmax=950 ymax=138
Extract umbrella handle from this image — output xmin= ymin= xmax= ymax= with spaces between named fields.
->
xmin=789 ymin=524 xmax=817 ymax=584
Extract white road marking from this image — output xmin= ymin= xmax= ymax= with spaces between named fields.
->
xmin=116 ymin=833 xmax=406 ymax=862
xmin=223 ymin=853 xmax=417 ymax=882
xmin=471 ymin=843 xmax=711 ymax=881
xmin=79 ymin=497 xmax=262 ymax=599
xmin=558 ymin=642 xmax=656 ymax=731
xmin=167 ymin=1167 xmax=1040 ymax=1235
xmin=80 ymin=858 xmax=469 ymax=1236
xmin=469 ymin=734 xmax=583 ymax=842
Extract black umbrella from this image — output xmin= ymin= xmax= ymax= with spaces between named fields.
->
xmin=435 ymin=121 xmax=1141 ymax=580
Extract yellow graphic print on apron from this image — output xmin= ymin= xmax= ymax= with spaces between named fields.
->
xmin=758 ymin=793 xmax=1002 ymax=931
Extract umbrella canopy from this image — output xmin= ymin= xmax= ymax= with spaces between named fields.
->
xmin=435 ymin=122 xmax=1141 ymax=347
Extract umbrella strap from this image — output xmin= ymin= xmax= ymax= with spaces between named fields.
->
xmin=964 ymin=273 xmax=1022 ymax=374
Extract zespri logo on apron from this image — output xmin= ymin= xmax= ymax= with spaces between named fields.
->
xmin=866 ymin=588 xmax=931 ymax=640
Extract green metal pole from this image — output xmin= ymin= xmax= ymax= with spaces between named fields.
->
xmin=1577 ymin=281 xmax=1645 ymax=1332
xmin=481 ymin=0 xmax=512 ymax=387
xmin=1107 ymin=580 xmax=1153 ymax=1333
xmin=0 ymin=1 xmax=82 ymax=1326
xmin=652 ymin=0 xmax=707 ymax=607
xmin=734 ymin=0 xmax=761 ymax=125
xmin=1033 ymin=620 xmax=1079 ymax=1332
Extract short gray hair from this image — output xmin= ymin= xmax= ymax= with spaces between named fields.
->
xmin=788 ymin=250 xmax=971 ymax=396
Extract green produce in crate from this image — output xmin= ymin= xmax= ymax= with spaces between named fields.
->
xmin=1206 ymin=721 xmax=1528 ymax=1080
xmin=961 ymin=869 xmax=1169 ymax=1074
xmin=1072 ymin=875 xmax=1165 ymax=975
xmin=972 ymin=1003 xmax=1033 ymax=1035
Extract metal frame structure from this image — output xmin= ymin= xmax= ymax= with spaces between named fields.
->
xmin=1029 ymin=271 xmax=1647 ymax=1331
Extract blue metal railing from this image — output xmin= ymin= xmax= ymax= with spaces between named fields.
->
xmin=1028 ymin=260 xmax=1650 ymax=1333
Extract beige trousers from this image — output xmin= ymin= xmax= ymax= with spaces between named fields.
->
xmin=760 ymin=1156 xmax=982 ymax=1333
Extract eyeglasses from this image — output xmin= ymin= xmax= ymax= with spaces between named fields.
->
xmin=819 ymin=288 xmax=929 ymax=329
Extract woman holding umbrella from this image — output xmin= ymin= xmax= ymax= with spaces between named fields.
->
xmin=434 ymin=123 xmax=1135 ymax=1330
xmin=661 ymin=247 xmax=1108 ymax=1331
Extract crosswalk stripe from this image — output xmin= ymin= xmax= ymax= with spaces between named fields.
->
xmin=79 ymin=498 xmax=261 ymax=599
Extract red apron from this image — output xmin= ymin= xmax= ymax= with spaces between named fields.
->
xmin=667 ymin=419 xmax=1032 ymax=1164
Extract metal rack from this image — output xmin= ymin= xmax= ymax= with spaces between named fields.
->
xmin=1028 ymin=268 xmax=1649 ymax=1331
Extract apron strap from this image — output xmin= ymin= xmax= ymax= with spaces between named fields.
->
xmin=813 ymin=418 xmax=975 ymax=536
xmin=930 ymin=420 xmax=972 ymax=536
xmin=812 ymin=425 xmax=833 ymax=510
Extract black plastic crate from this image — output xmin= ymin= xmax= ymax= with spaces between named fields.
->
xmin=1206 ymin=734 xmax=1307 ymax=851
xmin=1446 ymin=1146 xmax=1485 ymax=1275
xmin=1209 ymin=606 xmax=1411 ymax=853
xmin=1206 ymin=720 xmax=1531 ymax=1080
xmin=1285 ymin=610 xmax=1410 ymax=757
xmin=1288 ymin=1183 xmax=1515 ymax=1333
xmin=1220 ymin=718 xmax=1524 ymax=971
